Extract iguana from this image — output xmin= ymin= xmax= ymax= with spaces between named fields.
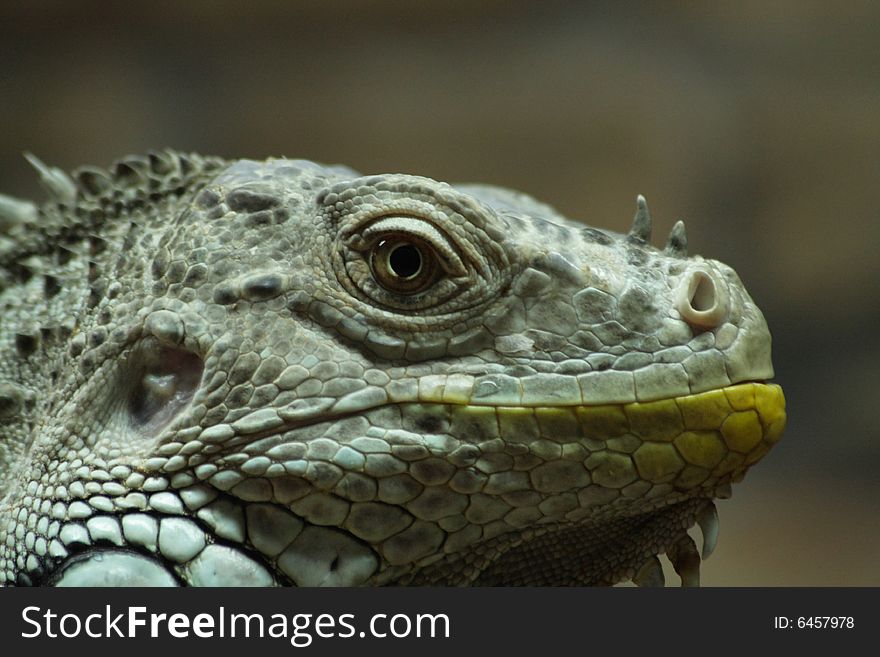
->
xmin=0 ymin=150 xmax=785 ymax=586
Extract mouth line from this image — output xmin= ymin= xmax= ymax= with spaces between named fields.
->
xmin=431 ymin=379 xmax=782 ymax=410
xmin=215 ymin=378 xmax=782 ymax=434
xmin=216 ymin=381 xmax=785 ymax=454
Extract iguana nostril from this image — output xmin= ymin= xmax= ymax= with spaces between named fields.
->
xmin=676 ymin=267 xmax=729 ymax=330
xmin=690 ymin=272 xmax=715 ymax=312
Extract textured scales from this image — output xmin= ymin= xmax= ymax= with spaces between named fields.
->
xmin=0 ymin=150 xmax=786 ymax=587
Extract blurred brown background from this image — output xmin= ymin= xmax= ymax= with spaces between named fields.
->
xmin=1 ymin=1 xmax=877 ymax=585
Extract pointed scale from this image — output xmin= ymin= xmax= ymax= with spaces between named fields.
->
xmin=23 ymin=152 xmax=77 ymax=204
xmin=667 ymin=534 xmax=701 ymax=587
xmin=665 ymin=219 xmax=688 ymax=257
xmin=628 ymin=194 xmax=652 ymax=242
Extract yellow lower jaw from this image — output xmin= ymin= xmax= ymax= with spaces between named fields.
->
xmin=613 ymin=382 xmax=785 ymax=485
xmin=447 ymin=382 xmax=786 ymax=490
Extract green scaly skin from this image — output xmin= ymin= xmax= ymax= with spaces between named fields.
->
xmin=0 ymin=151 xmax=785 ymax=586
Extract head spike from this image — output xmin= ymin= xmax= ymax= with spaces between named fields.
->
xmin=628 ymin=194 xmax=652 ymax=242
xmin=23 ymin=152 xmax=77 ymax=204
xmin=665 ymin=219 xmax=688 ymax=257
xmin=0 ymin=193 xmax=37 ymax=230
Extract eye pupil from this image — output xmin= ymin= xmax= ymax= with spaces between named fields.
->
xmin=388 ymin=244 xmax=422 ymax=279
xmin=369 ymin=236 xmax=437 ymax=295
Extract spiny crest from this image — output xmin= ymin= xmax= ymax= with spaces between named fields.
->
xmin=22 ymin=149 xmax=228 ymax=208
xmin=1 ymin=150 xmax=228 ymax=275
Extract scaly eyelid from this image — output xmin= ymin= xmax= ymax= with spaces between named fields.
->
xmin=346 ymin=215 xmax=468 ymax=277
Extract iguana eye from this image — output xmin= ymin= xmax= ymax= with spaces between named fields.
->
xmin=370 ymin=235 xmax=439 ymax=294
xmin=334 ymin=215 xmax=473 ymax=311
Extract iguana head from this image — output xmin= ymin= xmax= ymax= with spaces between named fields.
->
xmin=0 ymin=153 xmax=785 ymax=586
